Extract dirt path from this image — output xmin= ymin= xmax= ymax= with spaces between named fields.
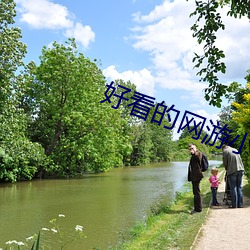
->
xmin=192 ymin=173 xmax=250 ymax=250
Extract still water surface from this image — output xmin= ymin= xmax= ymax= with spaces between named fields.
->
xmin=0 ymin=160 xmax=221 ymax=249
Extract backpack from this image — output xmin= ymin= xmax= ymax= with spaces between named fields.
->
xmin=200 ymin=153 xmax=209 ymax=172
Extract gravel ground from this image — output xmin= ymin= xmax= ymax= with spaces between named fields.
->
xmin=192 ymin=174 xmax=250 ymax=250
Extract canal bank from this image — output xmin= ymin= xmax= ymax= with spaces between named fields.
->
xmin=112 ymin=167 xmax=225 ymax=250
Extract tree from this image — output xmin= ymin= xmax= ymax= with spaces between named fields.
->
xmin=0 ymin=0 xmax=27 ymax=108
xmin=231 ymin=82 xmax=250 ymax=135
xmin=225 ymin=73 xmax=250 ymax=176
xmin=127 ymin=102 xmax=174 ymax=165
xmin=190 ymin=0 xmax=250 ymax=107
xmin=179 ymin=125 xmax=207 ymax=141
xmin=177 ymin=137 xmax=209 ymax=156
xmin=149 ymin=120 xmax=174 ymax=162
xmin=0 ymin=0 xmax=47 ymax=182
xmin=24 ymin=39 xmax=129 ymax=175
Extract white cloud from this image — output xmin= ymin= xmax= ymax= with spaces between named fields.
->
xmin=65 ymin=22 xmax=95 ymax=48
xmin=131 ymin=0 xmax=197 ymax=72
xmin=103 ymin=65 xmax=155 ymax=96
xmin=16 ymin=0 xmax=73 ymax=29
xmin=195 ymin=110 xmax=219 ymax=123
xmin=130 ymin=0 xmax=250 ymax=95
xmin=214 ymin=7 xmax=250 ymax=80
xmin=129 ymin=0 xmax=210 ymax=106
xmin=16 ymin=0 xmax=95 ymax=48
xmin=132 ymin=1 xmax=175 ymax=23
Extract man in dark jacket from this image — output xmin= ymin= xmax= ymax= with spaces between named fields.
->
xmin=188 ymin=143 xmax=204 ymax=214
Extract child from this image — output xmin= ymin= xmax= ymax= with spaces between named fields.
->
xmin=209 ymin=168 xmax=220 ymax=206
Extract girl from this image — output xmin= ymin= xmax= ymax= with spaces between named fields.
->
xmin=209 ymin=168 xmax=220 ymax=206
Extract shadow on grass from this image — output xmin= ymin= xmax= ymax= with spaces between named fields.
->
xmin=149 ymin=190 xmax=213 ymax=216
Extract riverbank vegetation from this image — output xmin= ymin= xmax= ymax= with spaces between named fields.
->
xmin=112 ymin=170 xmax=250 ymax=250
xmin=0 ymin=1 xmax=249 ymax=183
xmin=110 ymin=168 xmax=225 ymax=249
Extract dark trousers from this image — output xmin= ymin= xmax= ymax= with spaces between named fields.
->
xmin=192 ymin=181 xmax=202 ymax=212
xmin=211 ymin=187 xmax=218 ymax=205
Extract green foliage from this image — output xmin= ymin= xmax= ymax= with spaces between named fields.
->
xmin=189 ymin=0 xmax=250 ymax=107
xmin=24 ymin=39 xmax=131 ymax=175
xmin=0 ymin=0 xmax=181 ymax=181
xmin=149 ymin=122 xmax=173 ymax=162
xmin=218 ymin=105 xmax=240 ymax=147
xmin=175 ymin=123 xmax=211 ymax=157
xmin=219 ymin=72 xmax=250 ymax=178
xmin=128 ymin=102 xmax=174 ymax=166
xmin=223 ymin=0 xmax=250 ymax=19
xmin=129 ymin=122 xmax=153 ymax=166
xmin=0 ymin=108 xmax=50 ymax=182
xmin=0 ymin=0 xmax=24 ymax=108
xmin=177 ymin=137 xmax=209 ymax=156
xmin=0 ymin=0 xmax=48 ymax=182
xmin=179 ymin=125 xmax=207 ymax=141
xmin=190 ymin=0 xmax=226 ymax=107
xmin=31 ymin=231 xmax=40 ymax=250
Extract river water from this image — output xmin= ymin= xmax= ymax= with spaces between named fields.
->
xmin=0 ymin=159 xmax=221 ymax=249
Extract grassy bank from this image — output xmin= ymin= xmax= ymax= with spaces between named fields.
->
xmin=111 ymin=169 xmax=225 ymax=250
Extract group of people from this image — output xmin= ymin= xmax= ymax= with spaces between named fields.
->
xmin=188 ymin=143 xmax=244 ymax=214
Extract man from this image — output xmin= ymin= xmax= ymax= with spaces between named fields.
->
xmin=222 ymin=144 xmax=244 ymax=208
xmin=188 ymin=143 xmax=204 ymax=214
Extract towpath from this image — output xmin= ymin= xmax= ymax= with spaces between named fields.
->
xmin=192 ymin=173 xmax=250 ymax=250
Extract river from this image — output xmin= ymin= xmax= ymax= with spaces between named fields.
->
xmin=0 ymin=159 xmax=221 ymax=249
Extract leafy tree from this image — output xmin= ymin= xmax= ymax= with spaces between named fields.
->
xmin=24 ymin=39 xmax=128 ymax=175
xmin=189 ymin=0 xmax=250 ymax=107
xmin=128 ymin=102 xmax=174 ymax=165
xmin=178 ymin=125 xmax=207 ymax=141
xmin=225 ymin=73 xmax=250 ymax=176
xmin=177 ymin=137 xmax=209 ymax=156
xmin=148 ymin=103 xmax=174 ymax=162
xmin=104 ymin=81 xmax=174 ymax=166
xmin=110 ymin=79 xmax=138 ymax=165
xmin=129 ymin=122 xmax=153 ymax=165
xmin=149 ymin=121 xmax=174 ymax=162
xmin=218 ymin=105 xmax=240 ymax=146
xmin=0 ymin=0 xmax=47 ymax=182
xmin=0 ymin=0 xmax=27 ymax=108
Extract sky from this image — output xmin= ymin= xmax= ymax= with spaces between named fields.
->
xmin=14 ymin=0 xmax=250 ymax=140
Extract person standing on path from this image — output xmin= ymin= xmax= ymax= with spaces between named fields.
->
xmin=209 ymin=168 xmax=220 ymax=206
xmin=188 ymin=143 xmax=204 ymax=214
xmin=222 ymin=144 xmax=244 ymax=208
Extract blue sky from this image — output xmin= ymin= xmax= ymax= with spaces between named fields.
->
xmin=14 ymin=0 xmax=250 ymax=139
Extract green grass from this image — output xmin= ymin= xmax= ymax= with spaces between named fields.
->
xmin=243 ymin=177 xmax=250 ymax=197
xmin=111 ymin=170 xmax=225 ymax=250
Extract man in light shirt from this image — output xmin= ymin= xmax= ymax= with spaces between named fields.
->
xmin=222 ymin=144 xmax=244 ymax=208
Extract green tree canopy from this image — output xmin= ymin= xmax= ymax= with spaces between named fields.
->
xmin=24 ymin=39 xmax=130 ymax=175
xmin=0 ymin=0 xmax=47 ymax=182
